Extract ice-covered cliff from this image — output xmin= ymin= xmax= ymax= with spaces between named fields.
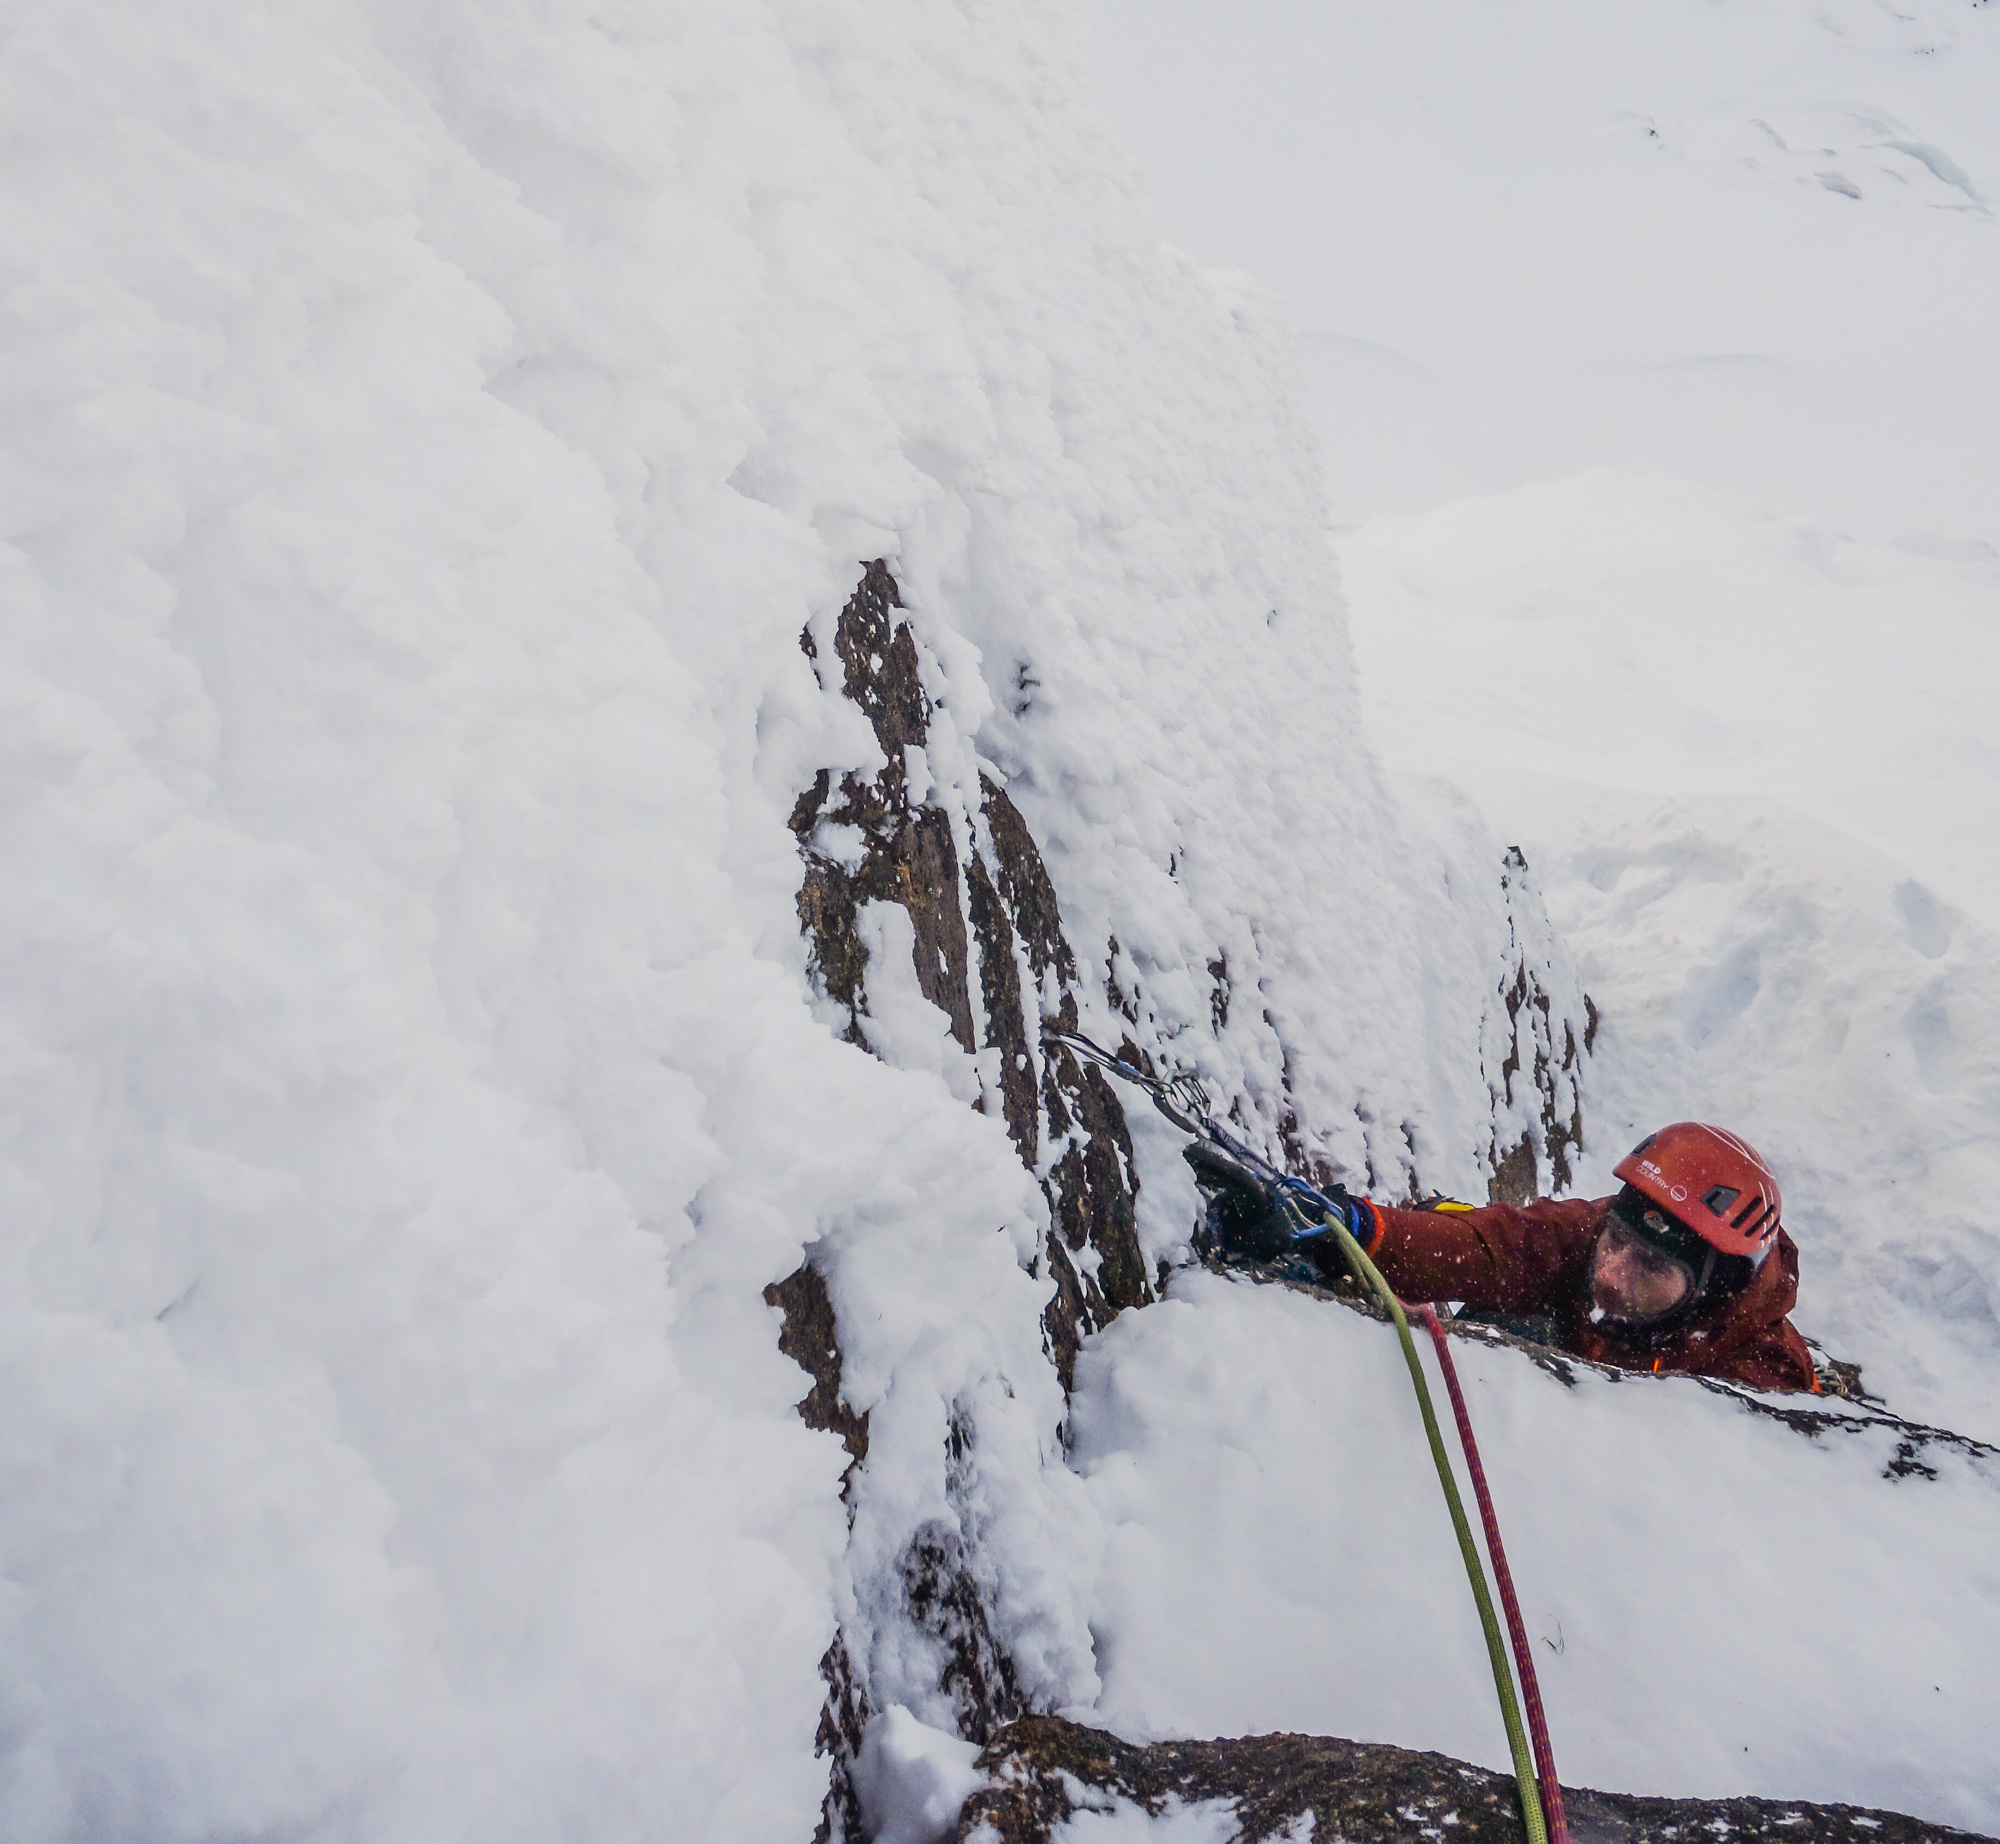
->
xmin=0 ymin=4 xmax=1589 ymax=1837
xmin=0 ymin=4 xmax=1992 ymax=1843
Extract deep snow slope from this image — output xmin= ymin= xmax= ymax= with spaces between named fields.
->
xmin=1080 ymin=0 xmax=2000 ymax=546
xmin=1073 ymin=1273 xmax=2000 ymax=1828
xmin=0 ymin=4 xmax=1587 ymax=1840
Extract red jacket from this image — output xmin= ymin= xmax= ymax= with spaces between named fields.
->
xmin=1332 ymin=1194 xmax=1817 ymax=1392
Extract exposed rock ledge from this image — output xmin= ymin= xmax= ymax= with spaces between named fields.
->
xmin=950 ymin=1716 xmax=1989 ymax=1844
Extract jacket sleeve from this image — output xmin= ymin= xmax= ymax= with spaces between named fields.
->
xmin=1332 ymin=1197 xmax=1605 ymax=1311
xmin=1693 ymin=1319 xmax=1818 ymax=1392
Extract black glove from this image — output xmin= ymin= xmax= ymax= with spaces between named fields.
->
xmin=1184 ymin=1143 xmax=1296 ymax=1262
xmin=1185 ymin=1143 xmax=1368 ymax=1274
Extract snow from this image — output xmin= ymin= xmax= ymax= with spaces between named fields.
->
xmin=1051 ymin=1795 xmax=1243 ymax=1843
xmin=854 ymin=1706 xmax=987 ymax=1844
xmin=1343 ymin=470 xmax=2000 ymax=931
xmin=1341 ymin=472 xmax=2000 ymax=1441
xmin=1073 ymin=1270 xmax=2000 ymax=1825
xmin=3 ymin=0 xmax=1996 ymax=1837
xmin=0 ymin=1 xmax=1557 ymax=1836
xmin=1078 ymin=0 xmax=2000 ymax=547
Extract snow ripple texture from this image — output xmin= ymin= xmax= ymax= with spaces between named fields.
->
xmin=9 ymin=1 xmax=1994 ymax=1839
xmin=0 ymin=3 xmax=1588 ymax=1840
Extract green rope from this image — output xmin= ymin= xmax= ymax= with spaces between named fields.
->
xmin=1284 ymin=1198 xmax=1549 ymax=1844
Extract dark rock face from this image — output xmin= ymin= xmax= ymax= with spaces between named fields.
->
xmin=952 ymin=1715 xmax=1990 ymax=1844
xmin=812 ymin=1629 xmax=870 ymax=1844
xmin=787 ymin=562 xmax=1154 ymax=1840
xmin=790 ymin=561 xmax=1150 ymax=1383
xmin=791 ymin=562 xmax=974 ymax=1051
xmin=763 ymin=1261 xmax=874 ymax=1843
xmin=764 ymin=1260 xmax=869 ymax=1475
xmin=1037 ymin=1050 xmax=1146 ymax=1385
xmin=1490 ymin=847 xmax=1589 ymax=1204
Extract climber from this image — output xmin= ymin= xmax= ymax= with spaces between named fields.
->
xmin=1188 ymin=1122 xmax=1817 ymax=1392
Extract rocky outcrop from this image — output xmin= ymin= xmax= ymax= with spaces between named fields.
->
xmin=1487 ymin=847 xmax=1591 ymax=1204
xmin=788 ymin=561 xmax=1150 ymax=1385
xmin=950 ymin=1715 xmax=1990 ymax=1844
xmin=762 ymin=1264 xmax=877 ymax=1842
xmin=777 ymin=566 xmax=1609 ymax=1843
xmin=902 ymin=1409 xmax=1028 ymax=1743
xmin=783 ymin=576 xmax=1602 ymax=1386
xmin=784 ymin=562 xmax=1155 ymax=1840
xmin=764 ymin=1261 xmax=870 ymax=1477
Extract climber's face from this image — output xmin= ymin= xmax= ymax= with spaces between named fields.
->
xmin=1588 ymin=1209 xmax=1697 ymax=1324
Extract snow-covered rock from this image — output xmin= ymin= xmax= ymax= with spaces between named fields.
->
xmin=0 ymin=4 xmax=1587 ymax=1840
xmin=779 ymin=550 xmax=1592 ymax=1834
xmin=2 ymin=0 xmax=1992 ymax=1840
xmin=947 ymin=1715 xmax=1980 ymax=1844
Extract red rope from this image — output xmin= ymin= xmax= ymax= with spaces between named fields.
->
xmin=1411 ymin=1304 xmax=1570 ymax=1844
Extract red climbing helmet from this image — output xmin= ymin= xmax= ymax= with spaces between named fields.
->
xmin=1614 ymin=1123 xmax=1782 ymax=1260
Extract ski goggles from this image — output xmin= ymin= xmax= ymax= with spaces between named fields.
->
xmin=1591 ymin=1202 xmax=1717 ymax=1325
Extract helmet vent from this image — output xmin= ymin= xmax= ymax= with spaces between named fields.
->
xmin=1734 ymin=1198 xmax=1777 ymax=1241
xmin=1702 ymin=1185 xmax=1741 ymax=1218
